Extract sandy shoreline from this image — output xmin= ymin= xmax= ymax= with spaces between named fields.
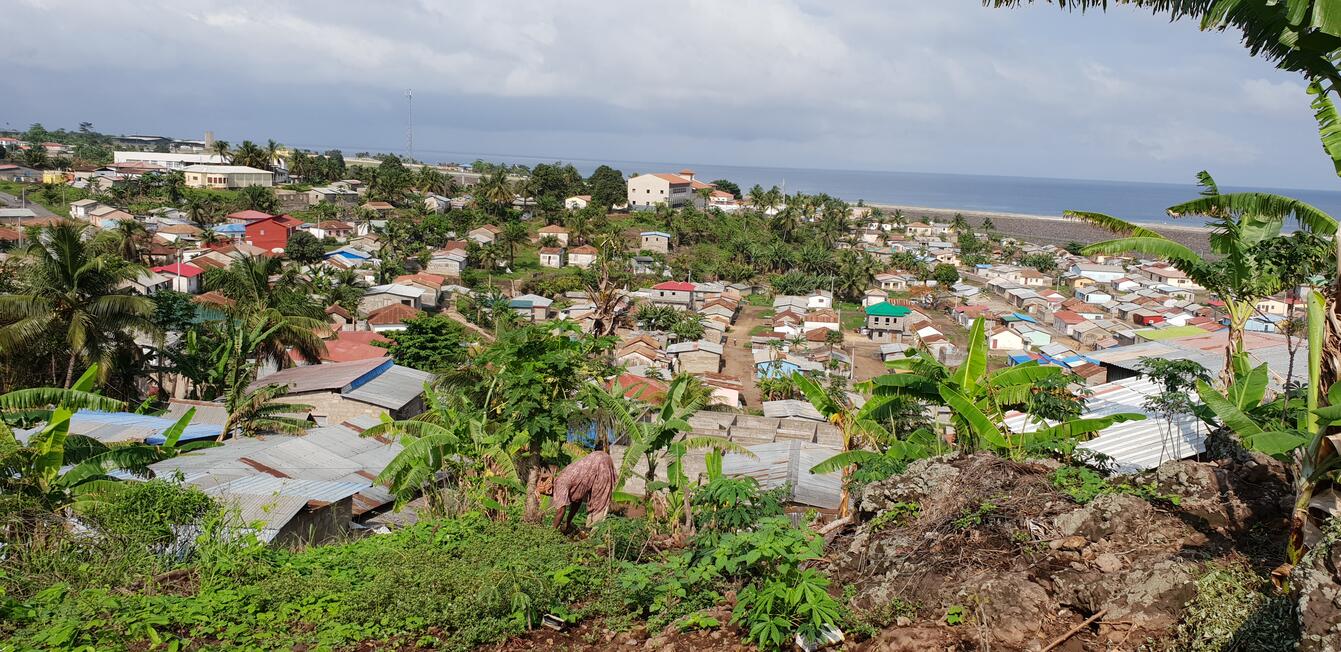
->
xmin=866 ymin=203 xmax=1213 ymax=255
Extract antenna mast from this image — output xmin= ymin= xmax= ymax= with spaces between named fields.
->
xmin=405 ymin=88 xmax=414 ymax=159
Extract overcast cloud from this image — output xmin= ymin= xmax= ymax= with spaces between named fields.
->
xmin=3 ymin=0 xmax=1336 ymax=189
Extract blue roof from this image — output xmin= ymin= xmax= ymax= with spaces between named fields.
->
xmin=69 ymin=410 xmax=223 ymax=444
xmin=1009 ymin=312 xmax=1037 ymax=323
xmin=641 ymin=231 xmax=672 ymax=238
xmin=508 ymin=299 xmax=533 ymax=308
xmin=975 ymin=264 xmax=992 ymax=269
xmin=215 ymin=224 xmax=245 ymax=234
xmin=1007 ymin=353 xmax=1035 ymax=365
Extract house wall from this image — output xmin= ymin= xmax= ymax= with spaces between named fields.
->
xmin=277 ymin=392 xmax=390 ymax=425
xmin=641 ymin=235 xmax=669 ymax=253
xmin=272 ymin=497 xmax=353 ymax=547
xmin=677 ymin=351 xmax=721 ymax=374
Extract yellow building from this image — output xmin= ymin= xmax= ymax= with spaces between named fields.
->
xmin=183 ymin=165 xmax=273 ymax=189
xmin=41 ymin=170 xmax=68 ymax=184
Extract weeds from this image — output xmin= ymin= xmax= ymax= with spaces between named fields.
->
xmin=1050 ymin=466 xmax=1182 ymax=506
xmin=866 ymin=501 xmax=920 ymax=531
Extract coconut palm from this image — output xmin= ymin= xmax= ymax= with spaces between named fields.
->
xmin=1067 ymin=171 xmax=1336 ymax=375
xmin=476 ymin=169 xmax=516 ymax=216
xmin=210 ymin=140 xmax=232 ymax=163
xmin=202 ymin=255 xmax=326 ymax=368
xmin=264 ymin=139 xmax=283 ymax=173
xmin=231 ymin=140 xmax=266 ymax=170
xmin=0 ymin=223 xmax=156 ymax=388
xmin=499 ymin=221 xmax=529 ymax=266
xmin=220 ymin=382 xmax=312 ymax=441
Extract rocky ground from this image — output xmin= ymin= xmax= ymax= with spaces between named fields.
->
xmin=489 ymin=449 xmax=1338 ymax=651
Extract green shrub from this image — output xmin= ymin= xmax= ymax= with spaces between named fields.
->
xmin=591 ymin=516 xmax=651 ymax=562
xmin=692 ymin=476 xmax=784 ymax=536
xmin=1174 ymin=562 xmax=1298 ymax=651
xmin=86 ymin=478 xmax=217 ymax=546
xmin=1050 ymin=466 xmax=1183 ymax=506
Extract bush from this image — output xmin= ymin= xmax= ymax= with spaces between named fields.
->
xmin=591 ymin=516 xmax=651 ymax=562
xmin=692 ymin=476 xmax=784 ymax=536
xmin=1050 ymin=466 xmax=1182 ymax=506
xmin=1174 ymin=562 xmax=1298 ymax=651
xmin=87 ymin=478 xmax=216 ymax=546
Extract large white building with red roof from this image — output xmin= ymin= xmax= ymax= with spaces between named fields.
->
xmin=626 ymin=169 xmax=715 ymax=209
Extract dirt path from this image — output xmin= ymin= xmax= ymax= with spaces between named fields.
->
xmin=722 ymin=305 xmax=767 ymax=407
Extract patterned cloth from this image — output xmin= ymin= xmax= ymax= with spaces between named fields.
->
xmin=551 ymin=450 xmax=616 ymax=526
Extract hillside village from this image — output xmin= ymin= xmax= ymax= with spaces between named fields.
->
xmin=0 ymin=130 xmax=1313 ymax=531
xmin=1 ymin=121 xmax=1339 ymax=651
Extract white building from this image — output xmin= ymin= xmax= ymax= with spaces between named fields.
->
xmin=626 ymin=169 xmax=714 ymax=209
xmin=114 ymin=151 xmax=226 ymax=171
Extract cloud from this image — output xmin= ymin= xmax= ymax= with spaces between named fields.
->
xmin=1241 ymin=78 xmax=1305 ymax=114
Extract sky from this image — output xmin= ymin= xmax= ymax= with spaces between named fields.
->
xmin=4 ymin=0 xmax=1337 ymax=190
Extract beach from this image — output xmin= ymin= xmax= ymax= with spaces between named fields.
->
xmin=868 ymin=203 xmax=1214 ymax=255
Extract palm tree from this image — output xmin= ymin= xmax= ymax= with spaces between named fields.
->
xmin=232 ymin=140 xmax=266 ymax=170
xmin=264 ymin=139 xmax=283 ymax=173
xmin=476 ymin=169 xmax=515 ymax=216
xmin=106 ymin=219 xmax=148 ymax=264
xmin=221 ymin=382 xmax=312 ymax=440
xmin=210 ymin=140 xmax=232 ymax=163
xmin=202 ymin=255 xmax=326 ymax=368
xmin=499 ymin=221 xmax=529 ymax=266
xmin=0 ymin=223 xmax=156 ymax=388
xmin=1066 ymin=171 xmax=1336 ymax=376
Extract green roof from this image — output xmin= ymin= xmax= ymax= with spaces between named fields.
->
xmin=865 ymin=302 xmax=911 ymax=317
xmin=1134 ymin=326 xmax=1209 ymax=341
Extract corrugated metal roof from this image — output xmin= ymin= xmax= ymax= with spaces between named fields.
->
xmin=218 ymin=493 xmax=309 ymax=542
xmin=344 ymin=365 xmax=433 ymax=409
xmin=721 ymin=441 xmax=841 ymax=509
xmin=1003 ymin=376 xmax=1206 ymax=474
xmin=206 ymin=476 xmax=368 ymax=502
xmin=67 ymin=410 xmax=223 ymax=444
xmin=252 ymin=358 xmax=390 ymax=394
xmin=762 ymin=400 xmax=825 ymax=422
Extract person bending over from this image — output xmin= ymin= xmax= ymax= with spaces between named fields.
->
xmin=550 ymin=450 xmax=615 ymax=534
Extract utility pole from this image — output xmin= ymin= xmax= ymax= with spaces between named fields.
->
xmin=405 ymin=89 xmax=414 ymax=160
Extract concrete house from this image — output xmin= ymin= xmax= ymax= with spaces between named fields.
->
xmin=151 ymin=262 xmax=205 ymax=294
xmin=988 ymin=327 xmax=1025 ymax=351
xmin=865 ymin=302 xmax=910 ymax=341
xmin=626 ymin=169 xmax=714 ymax=209
xmin=69 ymin=198 xmax=100 ymax=221
xmin=1075 ymin=287 xmax=1114 ymax=305
xmin=365 ymin=303 xmax=424 ymax=332
xmin=254 ymin=358 xmax=433 ymax=422
xmin=468 ymin=225 xmax=501 ymax=244
xmin=428 ymin=247 xmax=469 ymax=277
xmin=564 ymin=195 xmax=592 ymax=210
xmin=509 ymin=293 xmax=554 ymax=322
xmin=667 ymin=340 xmax=724 ymax=374
xmin=359 ymin=283 xmax=424 ymax=314
xmin=1070 ymin=262 xmax=1127 ymax=283
xmin=650 ymin=281 xmax=695 ymax=309
xmin=537 ymin=224 xmax=570 ymax=246
xmin=567 ymin=244 xmax=599 ymax=268
xmin=394 ymin=273 xmax=446 ymax=308
xmin=640 ymin=231 xmax=671 ymax=254
xmin=184 ymin=165 xmax=273 ymax=189
xmin=1138 ymin=264 xmax=1202 ymax=290
xmin=539 ymin=247 xmax=566 ymax=268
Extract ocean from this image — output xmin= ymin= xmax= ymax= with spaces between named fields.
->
xmin=458 ymin=153 xmax=1341 ymax=228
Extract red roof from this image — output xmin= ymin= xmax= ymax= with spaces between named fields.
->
xmin=273 ymin=214 xmax=304 ymax=229
xmin=227 ymin=209 xmax=274 ymax=222
xmin=1053 ymin=310 xmax=1085 ymax=325
xmin=609 ymin=374 xmax=668 ymax=402
xmin=194 ymin=291 xmax=235 ymax=307
xmin=321 ymin=330 xmax=391 ymax=363
xmin=153 ymin=262 xmax=205 ymax=278
xmin=652 ymin=281 xmax=695 ymax=292
xmin=395 ymin=272 xmax=446 ymax=287
xmin=650 ymin=173 xmax=692 ymax=186
xmin=366 ymin=303 xmax=423 ymax=326
xmin=569 ymin=245 xmax=599 ymax=255
xmin=0 ymin=227 xmax=20 ymax=241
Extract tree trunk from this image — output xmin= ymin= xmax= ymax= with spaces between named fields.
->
xmin=523 ymin=443 xmax=542 ymax=523
xmin=62 ymin=352 xmax=78 ymax=389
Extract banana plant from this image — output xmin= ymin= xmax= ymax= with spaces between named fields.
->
xmin=1196 ymin=291 xmax=1341 ymax=562
xmin=0 ymin=367 xmax=215 ymax=514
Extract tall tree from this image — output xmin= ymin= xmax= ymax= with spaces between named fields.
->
xmin=0 ymin=223 xmax=155 ymax=388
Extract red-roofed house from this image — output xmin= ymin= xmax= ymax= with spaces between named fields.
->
xmin=245 ymin=215 xmax=303 ymax=252
xmin=1052 ymin=310 xmax=1086 ymax=335
xmin=568 ymin=244 xmax=599 ymax=268
xmin=226 ymin=209 xmax=274 ymax=224
xmin=366 ymin=303 xmax=423 ymax=332
xmin=609 ymin=374 xmax=669 ymax=403
xmin=319 ymin=330 xmax=390 ymax=363
xmin=152 ymin=262 xmax=205 ymax=294
xmin=650 ymin=281 xmax=696 ymax=309
xmin=627 ymin=171 xmax=717 ymax=209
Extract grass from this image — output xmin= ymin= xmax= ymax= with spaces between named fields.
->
xmin=0 ymin=180 xmax=78 ymax=217
xmin=746 ymin=293 xmax=774 ymax=307
xmin=3 ymin=515 xmax=621 ymax=652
